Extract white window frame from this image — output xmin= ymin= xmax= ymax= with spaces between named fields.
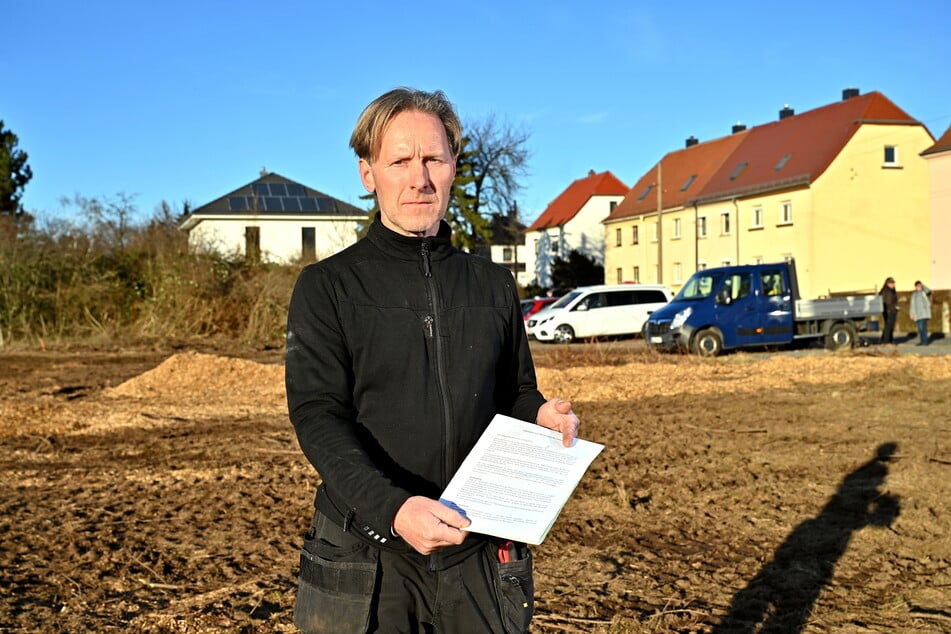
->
xmin=721 ymin=211 xmax=732 ymax=235
xmin=673 ymin=262 xmax=683 ymax=284
xmin=632 ymin=225 xmax=639 ymax=245
xmin=672 ymin=218 xmax=682 ymax=239
xmin=751 ymin=206 xmax=763 ymax=229
xmin=632 ymin=265 xmax=640 ymax=283
xmin=883 ymin=145 xmax=900 ymax=167
xmin=615 ymin=227 xmax=622 ymax=247
xmin=697 ymin=215 xmax=707 ymax=238
xmin=779 ymin=201 xmax=793 ymax=225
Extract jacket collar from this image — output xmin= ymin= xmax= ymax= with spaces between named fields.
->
xmin=366 ymin=213 xmax=454 ymax=261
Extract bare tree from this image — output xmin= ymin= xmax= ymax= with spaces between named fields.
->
xmin=449 ymin=116 xmax=530 ymax=250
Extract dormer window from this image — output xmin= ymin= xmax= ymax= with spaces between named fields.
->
xmin=680 ymin=174 xmax=697 ymax=191
xmin=637 ymin=184 xmax=654 ymax=201
xmin=775 ymin=153 xmax=791 ymax=170
xmin=729 ymin=162 xmax=748 ymax=181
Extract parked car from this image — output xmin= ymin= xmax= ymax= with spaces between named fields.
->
xmin=521 ymin=296 xmax=560 ymax=333
xmin=529 ymin=284 xmax=673 ymax=343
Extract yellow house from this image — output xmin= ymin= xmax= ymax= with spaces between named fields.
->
xmin=605 ymin=89 xmax=935 ymax=299
xmin=921 ymin=125 xmax=951 ymax=290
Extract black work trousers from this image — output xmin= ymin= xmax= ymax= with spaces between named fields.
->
xmin=881 ymin=310 xmax=898 ymax=344
xmin=294 ymin=510 xmax=534 ymax=633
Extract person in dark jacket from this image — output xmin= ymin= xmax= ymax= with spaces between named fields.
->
xmin=285 ymin=87 xmax=580 ymax=634
xmin=879 ymin=276 xmax=899 ymax=344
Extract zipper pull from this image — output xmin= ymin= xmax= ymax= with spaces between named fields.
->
xmin=423 ymin=315 xmax=434 ymax=338
xmin=420 ymin=241 xmax=432 ymax=277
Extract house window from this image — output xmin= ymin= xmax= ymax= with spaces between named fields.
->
xmin=632 ymin=225 xmax=639 ymax=245
xmin=883 ymin=145 xmax=899 ymax=166
xmin=751 ymin=206 xmax=763 ymax=229
xmin=632 ymin=266 xmax=640 ymax=283
xmin=615 ymin=228 xmax=622 ymax=247
xmin=673 ymin=262 xmax=683 ymax=284
xmin=245 ymin=226 xmax=261 ymax=262
xmin=502 ymin=247 xmax=513 ymax=262
xmin=301 ymin=227 xmax=316 ymax=262
xmin=721 ymin=211 xmax=731 ymax=235
xmin=616 ymin=268 xmax=623 ymax=284
xmin=637 ymin=184 xmax=654 ymax=201
xmin=609 ymin=201 xmax=618 ymax=212
xmin=672 ymin=218 xmax=682 ymax=239
xmin=697 ymin=216 xmax=707 ymax=238
xmin=780 ymin=201 xmax=793 ymax=225
xmin=534 ymin=239 xmax=539 ymax=254
xmin=550 ymin=238 xmax=559 ymax=255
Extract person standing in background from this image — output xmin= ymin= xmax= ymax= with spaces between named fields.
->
xmin=909 ymin=280 xmax=932 ymax=346
xmin=879 ymin=277 xmax=899 ymax=344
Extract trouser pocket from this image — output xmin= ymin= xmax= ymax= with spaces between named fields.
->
xmin=294 ymin=510 xmax=379 ymax=634
xmin=490 ymin=543 xmax=535 ymax=634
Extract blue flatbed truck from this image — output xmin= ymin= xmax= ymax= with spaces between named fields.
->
xmin=644 ymin=260 xmax=882 ymax=356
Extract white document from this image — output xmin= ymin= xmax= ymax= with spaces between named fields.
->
xmin=439 ymin=414 xmax=604 ymax=545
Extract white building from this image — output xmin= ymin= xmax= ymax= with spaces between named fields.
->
xmin=524 ymin=170 xmax=629 ymax=288
xmin=179 ymin=172 xmax=368 ymax=263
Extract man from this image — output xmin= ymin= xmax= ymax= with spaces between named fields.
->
xmin=879 ymin=277 xmax=899 ymax=344
xmin=909 ymin=280 xmax=932 ymax=346
xmin=285 ymin=87 xmax=580 ymax=633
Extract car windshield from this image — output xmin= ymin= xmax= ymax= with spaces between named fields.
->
xmin=674 ymin=272 xmax=725 ymax=301
xmin=550 ymin=291 xmax=581 ymax=309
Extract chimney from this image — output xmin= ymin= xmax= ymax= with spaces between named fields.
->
xmin=779 ymin=104 xmax=795 ymax=120
xmin=842 ymin=87 xmax=860 ymax=100
xmin=685 ymin=136 xmax=699 ymax=148
xmin=732 ymin=121 xmax=747 ymax=134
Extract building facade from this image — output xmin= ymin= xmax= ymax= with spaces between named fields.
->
xmin=179 ymin=172 xmax=367 ymax=264
xmin=525 ymin=170 xmax=628 ymax=288
xmin=604 ymin=89 xmax=935 ymax=299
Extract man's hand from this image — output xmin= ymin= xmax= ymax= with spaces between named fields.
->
xmin=393 ymin=496 xmax=471 ymax=555
xmin=536 ymin=397 xmax=580 ymax=447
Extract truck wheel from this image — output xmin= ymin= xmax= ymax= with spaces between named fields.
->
xmin=825 ymin=322 xmax=856 ymax=351
xmin=553 ymin=325 xmax=575 ymax=344
xmin=691 ymin=329 xmax=722 ymax=357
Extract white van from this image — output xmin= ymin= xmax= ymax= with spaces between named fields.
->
xmin=529 ymin=284 xmax=673 ymax=343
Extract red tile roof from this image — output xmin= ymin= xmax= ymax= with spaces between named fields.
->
xmin=694 ymin=91 xmax=919 ymax=204
xmin=921 ymin=124 xmax=951 ymax=156
xmin=606 ymin=90 xmax=923 ymax=220
xmin=527 ymin=170 xmax=628 ymax=231
xmin=605 ymin=132 xmax=747 ymax=222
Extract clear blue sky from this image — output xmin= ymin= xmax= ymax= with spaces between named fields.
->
xmin=5 ymin=1 xmax=950 ymax=226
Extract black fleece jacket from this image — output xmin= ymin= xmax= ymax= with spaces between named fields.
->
xmin=285 ymin=216 xmax=546 ymax=562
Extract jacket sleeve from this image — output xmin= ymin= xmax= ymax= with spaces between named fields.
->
xmin=498 ymin=280 xmax=547 ymax=424
xmin=285 ymin=265 xmax=411 ymax=537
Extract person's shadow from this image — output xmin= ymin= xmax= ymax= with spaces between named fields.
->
xmin=713 ymin=443 xmax=900 ymax=633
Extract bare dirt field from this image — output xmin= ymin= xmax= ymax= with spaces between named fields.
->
xmin=2 ymin=340 xmax=950 ymax=633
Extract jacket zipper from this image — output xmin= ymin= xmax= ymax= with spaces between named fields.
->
xmin=420 ymin=239 xmax=455 ymax=572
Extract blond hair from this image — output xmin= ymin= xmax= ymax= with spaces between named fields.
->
xmin=349 ymin=87 xmax=462 ymax=162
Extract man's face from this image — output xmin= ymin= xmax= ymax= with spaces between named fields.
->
xmin=359 ymin=110 xmax=456 ymax=237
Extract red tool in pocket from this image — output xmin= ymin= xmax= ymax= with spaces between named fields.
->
xmin=497 ymin=540 xmax=516 ymax=563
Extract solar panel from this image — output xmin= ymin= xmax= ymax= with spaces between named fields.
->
xmin=299 ymin=197 xmax=318 ymax=211
xmin=252 ymin=183 xmax=269 ymax=197
xmin=283 ymin=197 xmax=302 ymax=211
xmin=265 ymin=197 xmax=283 ymax=211
xmin=269 ymin=182 xmax=288 ymax=196
xmin=228 ymin=196 xmax=249 ymax=211
xmin=286 ymin=184 xmax=305 ymax=196
xmin=316 ymin=198 xmax=335 ymax=212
